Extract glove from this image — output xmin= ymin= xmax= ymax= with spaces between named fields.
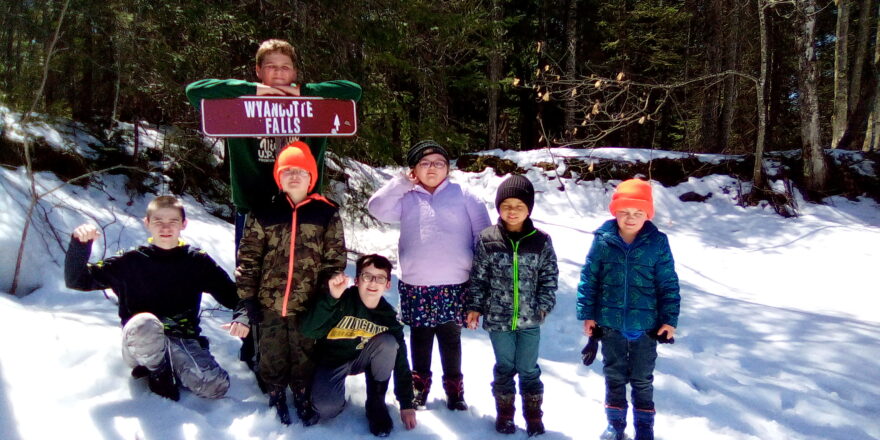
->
xmin=580 ymin=327 xmax=603 ymax=366
xmin=648 ymin=327 xmax=675 ymax=344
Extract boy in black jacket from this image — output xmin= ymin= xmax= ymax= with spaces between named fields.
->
xmin=300 ymin=254 xmax=417 ymax=437
xmin=65 ymin=195 xmax=249 ymax=401
xmin=466 ymin=175 xmax=558 ymax=436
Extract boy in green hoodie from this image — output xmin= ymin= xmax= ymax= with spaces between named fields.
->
xmin=301 ymin=254 xmax=417 ymax=437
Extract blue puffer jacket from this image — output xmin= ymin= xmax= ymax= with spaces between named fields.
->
xmin=576 ymin=219 xmax=680 ymax=331
xmin=467 ymin=219 xmax=558 ymax=332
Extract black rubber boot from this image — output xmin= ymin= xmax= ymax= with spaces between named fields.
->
xmin=365 ymin=374 xmax=393 ymax=437
xmin=292 ymin=386 xmax=320 ymax=426
xmin=268 ymin=386 xmax=292 ymax=425
xmin=147 ymin=352 xmax=179 ymax=401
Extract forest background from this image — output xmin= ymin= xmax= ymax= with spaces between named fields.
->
xmin=2 ymin=0 xmax=879 ymax=203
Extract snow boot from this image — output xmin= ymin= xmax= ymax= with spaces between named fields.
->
xmin=600 ymin=406 xmax=627 ymax=440
xmin=634 ymin=409 xmax=655 ymax=440
xmin=292 ymin=386 xmax=320 ymax=426
xmin=442 ymin=375 xmax=468 ymax=411
xmin=268 ymin=386 xmax=292 ymax=425
xmin=523 ymin=393 xmax=545 ymax=436
xmin=412 ymin=371 xmax=432 ymax=409
xmin=147 ymin=352 xmax=179 ymax=401
xmin=365 ymin=375 xmax=393 ymax=437
xmin=494 ymin=392 xmax=516 ymax=434
xmin=131 ymin=365 xmax=150 ymax=379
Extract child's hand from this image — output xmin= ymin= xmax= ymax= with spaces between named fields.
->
xmin=328 ymin=271 xmax=350 ymax=298
xmin=221 ymin=322 xmax=250 ymax=338
xmin=72 ymin=224 xmax=100 ymax=243
xmin=272 ymin=84 xmax=301 ymax=96
xmin=656 ymin=324 xmax=676 ymax=340
xmin=466 ymin=311 xmax=481 ymax=330
xmin=255 ymin=84 xmax=286 ymax=96
xmin=583 ymin=319 xmax=597 ymax=336
xmin=400 ymin=408 xmax=417 ymax=430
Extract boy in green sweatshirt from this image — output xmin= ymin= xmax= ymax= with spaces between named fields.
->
xmin=301 ymin=254 xmax=417 ymax=437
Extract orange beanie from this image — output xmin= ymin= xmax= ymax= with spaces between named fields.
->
xmin=609 ymin=179 xmax=654 ymax=219
xmin=273 ymin=141 xmax=318 ymax=192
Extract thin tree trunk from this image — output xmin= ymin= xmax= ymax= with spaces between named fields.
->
xmin=720 ymin=0 xmax=742 ymax=152
xmin=864 ymin=1 xmax=880 ymax=151
xmin=488 ymin=0 xmax=502 ymax=149
xmin=11 ymin=0 xmax=71 ymax=295
xmin=753 ymin=0 xmax=769 ymax=192
xmin=850 ymin=0 xmax=874 ymax=107
xmin=701 ymin=0 xmax=724 ymax=152
xmin=796 ymin=0 xmax=829 ymax=195
xmin=564 ymin=0 xmax=578 ymax=140
xmin=832 ymin=0 xmax=852 ymax=149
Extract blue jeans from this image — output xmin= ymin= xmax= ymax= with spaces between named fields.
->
xmin=489 ymin=327 xmax=543 ymax=395
xmin=601 ymin=329 xmax=658 ymax=411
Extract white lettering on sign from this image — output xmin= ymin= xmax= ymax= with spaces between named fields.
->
xmin=244 ymin=101 xmax=315 ymax=119
xmin=243 ymin=100 xmax=317 ymax=134
xmin=265 ymin=117 xmax=302 ymax=134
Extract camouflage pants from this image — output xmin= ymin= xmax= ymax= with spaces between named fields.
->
xmin=258 ymin=309 xmax=316 ymax=390
xmin=122 ymin=312 xmax=230 ymax=399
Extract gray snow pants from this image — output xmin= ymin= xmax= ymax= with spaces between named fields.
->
xmin=122 ymin=312 xmax=230 ymax=399
xmin=311 ymin=332 xmax=399 ymax=419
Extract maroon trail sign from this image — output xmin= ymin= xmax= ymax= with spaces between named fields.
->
xmin=200 ymin=96 xmax=357 ymax=137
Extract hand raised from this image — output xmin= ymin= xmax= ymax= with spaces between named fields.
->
xmin=72 ymin=224 xmax=100 ymax=243
xmin=328 ymin=272 xmax=350 ymax=298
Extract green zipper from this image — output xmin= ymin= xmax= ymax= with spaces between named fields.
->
xmin=509 ymin=230 xmax=537 ymax=331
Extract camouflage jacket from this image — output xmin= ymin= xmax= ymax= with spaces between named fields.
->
xmin=236 ymin=193 xmax=346 ymax=317
xmin=467 ymin=219 xmax=558 ymax=332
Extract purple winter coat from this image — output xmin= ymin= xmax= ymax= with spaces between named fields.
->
xmin=368 ymin=175 xmax=491 ymax=286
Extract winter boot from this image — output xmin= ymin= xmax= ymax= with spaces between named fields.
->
xmin=147 ymin=352 xmax=179 ymax=401
xmin=268 ymin=386 xmax=292 ymax=425
xmin=292 ymin=386 xmax=320 ymax=426
xmin=493 ymin=392 xmax=516 ymax=434
xmin=634 ymin=409 xmax=655 ymax=440
xmin=131 ymin=365 xmax=150 ymax=379
xmin=442 ymin=375 xmax=468 ymax=411
xmin=365 ymin=375 xmax=393 ymax=437
xmin=600 ymin=406 xmax=627 ymax=440
xmin=411 ymin=371 xmax=432 ymax=409
xmin=523 ymin=393 xmax=545 ymax=436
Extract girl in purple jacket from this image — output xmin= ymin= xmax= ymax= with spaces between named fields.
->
xmin=368 ymin=140 xmax=491 ymax=411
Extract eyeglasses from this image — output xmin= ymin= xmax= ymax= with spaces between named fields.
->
xmin=281 ymin=168 xmax=310 ymax=178
xmin=358 ymin=273 xmax=389 ymax=284
xmin=417 ymin=160 xmax=448 ymax=169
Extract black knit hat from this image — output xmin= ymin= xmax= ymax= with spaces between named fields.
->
xmin=407 ymin=140 xmax=450 ymax=167
xmin=495 ymin=175 xmax=535 ymax=213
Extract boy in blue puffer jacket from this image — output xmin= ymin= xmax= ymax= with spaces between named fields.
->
xmin=466 ymin=175 xmax=558 ymax=437
xmin=576 ymin=179 xmax=681 ymax=440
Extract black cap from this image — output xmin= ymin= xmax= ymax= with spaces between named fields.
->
xmin=495 ymin=175 xmax=535 ymax=213
xmin=407 ymin=140 xmax=450 ymax=167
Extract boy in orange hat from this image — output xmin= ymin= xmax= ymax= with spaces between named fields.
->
xmin=576 ymin=179 xmax=681 ymax=440
xmin=236 ymin=141 xmax=347 ymax=425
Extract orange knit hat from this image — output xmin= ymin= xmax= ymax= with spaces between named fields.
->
xmin=609 ymin=179 xmax=654 ymax=219
xmin=273 ymin=141 xmax=318 ymax=192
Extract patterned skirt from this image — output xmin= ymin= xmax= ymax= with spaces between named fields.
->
xmin=398 ymin=281 xmax=467 ymax=328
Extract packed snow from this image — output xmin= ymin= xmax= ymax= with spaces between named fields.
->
xmin=1 ymin=120 xmax=879 ymax=439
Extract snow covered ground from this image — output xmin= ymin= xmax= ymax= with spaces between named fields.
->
xmin=1 ymin=128 xmax=879 ymax=439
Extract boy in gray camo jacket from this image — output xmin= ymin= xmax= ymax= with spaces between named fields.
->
xmin=465 ymin=175 xmax=558 ymax=437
